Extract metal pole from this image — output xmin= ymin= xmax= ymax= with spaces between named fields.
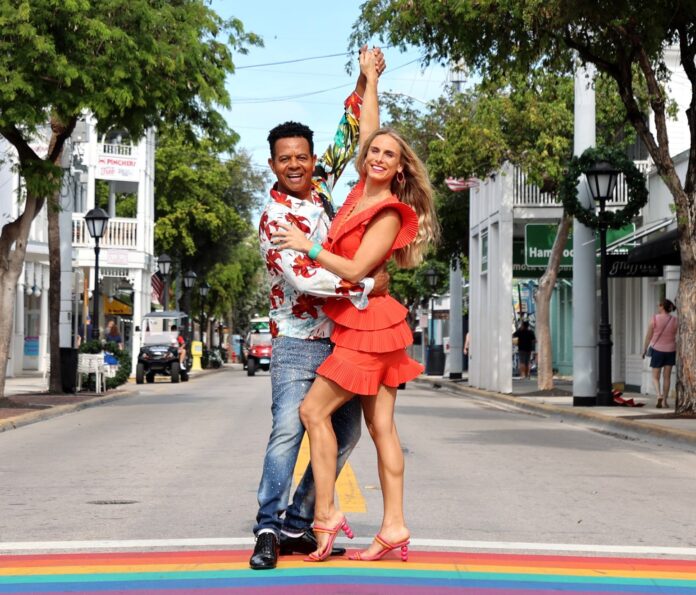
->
xmin=163 ymin=276 xmax=169 ymax=311
xmin=448 ymin=259 xmax=463 ymax=379
xmin=597 ymin=204 xmax=613 ymax=405
xmin=92 ymin=240 xmax=100 ymax=340
xmin=572 ymin=62 xmax=598 ymax=406
xmin=185 ymin=290 xmax=192 ymax=341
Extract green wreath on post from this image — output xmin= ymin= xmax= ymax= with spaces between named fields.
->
xmin=559 ymin=146 xmax=648 ymax=230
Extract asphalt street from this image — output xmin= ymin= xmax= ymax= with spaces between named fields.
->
xmin=1 ymin=366 xmax=695 ymax=555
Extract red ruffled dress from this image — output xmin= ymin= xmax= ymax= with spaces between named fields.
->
xmin=316 ymin=181 xmax=424 ymax=395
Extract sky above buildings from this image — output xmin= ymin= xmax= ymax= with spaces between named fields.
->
xmin=211 ymin=1 xmax=450 ymax=208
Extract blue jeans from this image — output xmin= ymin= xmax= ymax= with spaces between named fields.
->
xmin=254 ymin=336 xmax=361 ymax=536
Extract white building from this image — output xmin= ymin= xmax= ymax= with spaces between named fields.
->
xmin=2 ymin=119 xmax=157 ymax=379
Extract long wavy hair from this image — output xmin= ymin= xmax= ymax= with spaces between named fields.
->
xmin=355 ymin=128 xmax=439 ymax=268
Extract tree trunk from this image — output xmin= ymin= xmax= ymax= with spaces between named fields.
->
xmin=674 ymin=199 xmax=696 ymax=414
xmin=0 ymin=198 xmax=42 ymax=398
xmin=47 ymin=187 xmax=63 ymax=393
xmin=534 ymin=214 xmax=572 ymax=391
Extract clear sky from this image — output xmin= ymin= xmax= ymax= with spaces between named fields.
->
xmin=210 ymin=1 xmax=450 ymax=209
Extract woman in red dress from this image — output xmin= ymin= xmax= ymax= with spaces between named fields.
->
xmin=274 ymin=71 xmax=438 ymax=561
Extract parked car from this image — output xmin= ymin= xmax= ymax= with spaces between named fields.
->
xmin=135 ymin=311 xmax=191 ymax=384
xmin=244 ymin=329 xmax=272 ymax=376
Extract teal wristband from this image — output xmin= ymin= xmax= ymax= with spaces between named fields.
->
xmin=308 ymin=243 xmax=323 ymax=259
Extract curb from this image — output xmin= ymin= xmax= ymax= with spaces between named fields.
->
xmin=413 ymin=378 xmax=696 ymax=450
xmin=0 ymin=388 xmax=139 ymax=434
xmin=0 ymin=365 xmax=230 ymax=434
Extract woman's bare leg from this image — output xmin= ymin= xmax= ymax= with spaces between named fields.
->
xmin=652 ymin=367 xmax=663 ymax=406
xmin=358 ymin=384 xmax=409 ymax=557
xmin=662 ymin=365 xmax=673 ymax=407
xmin=299 ymin=376 xmax=355 ymax=556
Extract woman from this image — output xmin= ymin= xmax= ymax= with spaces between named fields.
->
xmin=274 ymin=56 xmax=438 ymax=563
xmin=642 ymin=299 xmax=677 ymax=408
xmin=105 ymin=319 xmax=123 ymax=350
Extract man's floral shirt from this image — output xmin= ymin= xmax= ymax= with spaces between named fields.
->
xmin=258 ymin=91 xmax=372 ymax=340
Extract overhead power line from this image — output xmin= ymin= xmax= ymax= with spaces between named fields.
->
xmin=235 ymin=46 xmax=397 ymax=70
xmin=231 ymin=58 xmax=422 ymax=104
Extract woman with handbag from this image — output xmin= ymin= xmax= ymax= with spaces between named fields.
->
xmin=642 ymin=299 xmax=677 ymax=408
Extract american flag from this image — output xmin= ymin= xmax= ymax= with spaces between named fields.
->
xmin=151 ymin=272 xmax=164 ymax=303
xmin=445 ymin=177 xmax=479 ymax=192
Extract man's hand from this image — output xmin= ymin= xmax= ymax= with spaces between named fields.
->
xmin=356 ymin=46 xmax=386 ymax=97
xmin=370 ymin=267 xmax=390 ymax=296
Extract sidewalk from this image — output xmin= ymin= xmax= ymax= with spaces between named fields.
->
xmin=0 ymin=366 xmax=238 ymax=432
xmin=414 ymin=374 xmax=696 ymax=451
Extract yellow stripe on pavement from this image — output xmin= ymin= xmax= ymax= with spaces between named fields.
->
xmin=293 ymin=435 xmax=366 ymax=513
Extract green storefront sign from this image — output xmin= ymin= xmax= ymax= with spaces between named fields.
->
xmin=524 ymin=223 xmax=635 ymax=268
xmin=514 ymin=240 xmax=572 ymax=278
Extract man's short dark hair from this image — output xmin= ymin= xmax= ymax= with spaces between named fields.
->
xmin=521 ymin=321 xmax=529 ymax=329
xmin=267 ymin=121 xmax=314 ymax=158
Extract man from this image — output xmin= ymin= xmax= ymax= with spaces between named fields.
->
xmin=513 ymin=320 xmax=536 ymax=379
xmin=250 ymin=49 xmax=385 ymax=570
xmin=170 ymin=325 xmax=186 ymax=368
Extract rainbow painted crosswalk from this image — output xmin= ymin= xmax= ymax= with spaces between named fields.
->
xmin=1 ymin=549 xmax=695 ymax=593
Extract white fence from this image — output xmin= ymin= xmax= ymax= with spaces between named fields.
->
xmin=72 ymin=215 xmax=138 ymax=249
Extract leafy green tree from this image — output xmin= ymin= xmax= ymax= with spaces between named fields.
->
xmin=0 ymin=1 xmax=259 ymax=397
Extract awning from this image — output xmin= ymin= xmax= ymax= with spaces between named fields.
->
xmin=627 ymin=229 xmax=680 ymax=265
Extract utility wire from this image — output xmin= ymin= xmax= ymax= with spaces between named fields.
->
xmin=235 ymin=46 xmax=397 ymax=69
xmin=232 ymin=58 xmax=422 ymax=104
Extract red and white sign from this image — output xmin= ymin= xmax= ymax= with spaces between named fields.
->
xmin=97 ymin=155 xmax=138 ymax=181
xmin=445 ymin=177 xmax=479 ymax=192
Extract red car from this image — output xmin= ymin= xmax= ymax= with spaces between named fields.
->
xmin=244 ymin=330 xmax=272 ymax=376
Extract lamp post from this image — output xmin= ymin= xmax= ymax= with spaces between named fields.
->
xmin=157 ymin=253 xmax=172 ymax=311
xmin=424 ymin=267 xmax=440 ymax=375
xmin=84 ymin=208 xmax=110 ymax=339
xmin=198 ymin=281 xmax=210 ymax=344
xmin=183 ymin=270 xmax=197 ymax=340
xmin=585 ymin=161 xmax=620 ymax=406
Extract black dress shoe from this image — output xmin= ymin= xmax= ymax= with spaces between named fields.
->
xmin=249 ymin=532 xmax=279 ymax=570
xmin=279 ymin=529 xmax=346 ymax=556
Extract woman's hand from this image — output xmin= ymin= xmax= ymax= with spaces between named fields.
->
xmin=273 ymin=223 xmax=313 ymax=253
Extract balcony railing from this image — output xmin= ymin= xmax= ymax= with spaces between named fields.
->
xmin=513 ymin=161 xmax=650 ymax=208
xmin=101 ymin=143 xmax=133 ymax=156
xmin=72 ymin=214 xmax=138 ymax=249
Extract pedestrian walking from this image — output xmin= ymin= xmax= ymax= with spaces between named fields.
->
xmin=642 ymin=299 xmax=677 ymax=408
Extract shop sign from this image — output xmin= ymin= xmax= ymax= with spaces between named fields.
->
xmin=607 ymin=255 xmax=663 ymax=278
xmin=97 ymin=154 xmax=138 ymax=181
xmin=23 ymin=336 xmax=39 ymax=357
xmin=524 ymin=223 xmax=635 ymax=268
xmin=104 ymin=297 xmax=133 ymax=316
xmin=513 ymin=240 xmax=572 ymax=279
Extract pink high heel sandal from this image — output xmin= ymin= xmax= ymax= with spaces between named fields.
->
xmin=304 ymin=516 xmax=354 ymax=562
xmin=349 ymin=533 xmax=410 ymax=562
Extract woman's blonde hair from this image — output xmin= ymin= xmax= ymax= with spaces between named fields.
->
xmin=355 ymin=127 xmax=439 ymax=268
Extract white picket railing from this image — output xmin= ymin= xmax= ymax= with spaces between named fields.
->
xmin=101 ymin=143 xmax=133 ymax=156
xmin=72 ymin=214 xmax=138 ymax=249
xmin=513 ymin=161 xmax=650 ymax=208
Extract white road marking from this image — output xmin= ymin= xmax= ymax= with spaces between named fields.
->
xmin=1 ymin=538 xmax=695 ymax=556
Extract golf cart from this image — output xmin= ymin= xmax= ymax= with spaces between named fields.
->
xmin=135 ymin=311 xmax=191 ymax=384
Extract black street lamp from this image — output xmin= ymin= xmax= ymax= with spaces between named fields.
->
xmin=183 ymin=270 xmax=197 ymax=340
xmin=157 ymin=253 xmax=172 ymax=311
xmin=586 ymin=161 xmax=620 ymax=406
xmin=424 ymin=267 xmax=441 ymax=375
xmin=84 ymin=208 xmax=110 ymax=339
xmin=198 ymin=281 xmax=210 ymax=344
